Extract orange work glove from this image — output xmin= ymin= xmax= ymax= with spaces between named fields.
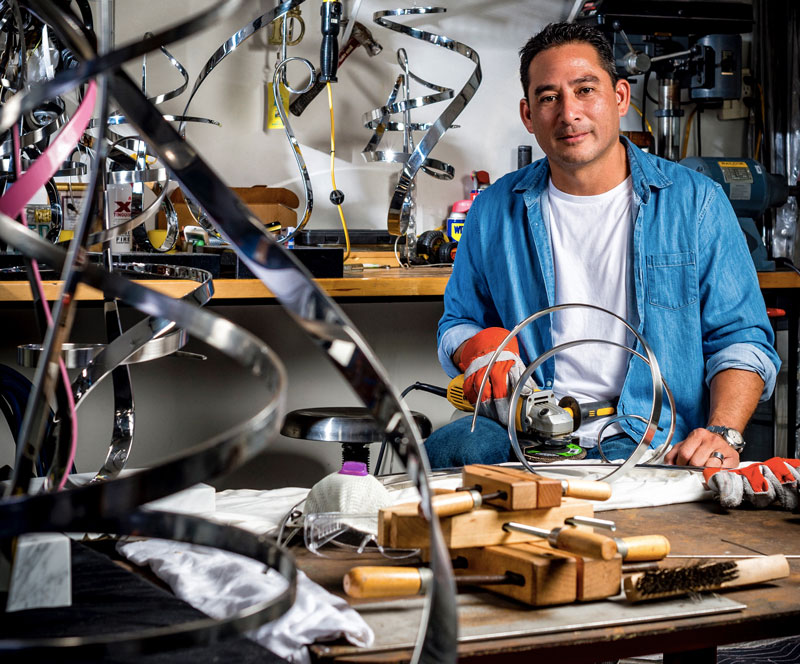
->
xmin=703 ymin=457 xmax=800 ymax=509
xmin=457 ymin=327 xmax=530 ymax=426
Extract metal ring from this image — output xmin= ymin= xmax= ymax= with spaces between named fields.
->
xmin=0 ymin=511 xmax=296 ymax=658
xmin=711 ymin=451 xmax=726 ymax=462
xmin=473 ymin=303 xmax=665 ymax=484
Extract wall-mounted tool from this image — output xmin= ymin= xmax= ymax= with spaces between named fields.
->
xmin=290 ymin=21 xmax=382 ymax=116
xmin=576 ymin=0 xmax=752 ymax=161
xmin=319 ymin=0 xmax=343 ymax=82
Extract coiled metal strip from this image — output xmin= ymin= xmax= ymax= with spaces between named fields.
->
xmin=0 ymin=511 xmax=296 ymax=659
xmin=0 ymin=213 xmax=286 ymax=536
xmin=0 ymin=0 xmax=245 ymax=132
xmin=472 ymin=304 xmax=666 ymax=484
xmin=180 ymin=0 xmax=305 ymax=126
xmin=6 ymin=4 xmax=458 ymax=661
xmin=370 ymin=7 xmax=482 ymax=236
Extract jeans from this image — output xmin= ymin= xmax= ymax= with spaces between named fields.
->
xmin=423 ymin=416 xmax=640 ymax=470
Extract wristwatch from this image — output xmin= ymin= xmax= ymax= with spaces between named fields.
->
xmin=706 ymin=425 xmax=746 ymax=453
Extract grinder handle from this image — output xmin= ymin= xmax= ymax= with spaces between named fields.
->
xmin=561 ymin=479 xmax=612 ymax=501
xmin=555 ymin=527 xmax=618 ymax=560
xmin=344 ymin=566 xmax=428 ymax=598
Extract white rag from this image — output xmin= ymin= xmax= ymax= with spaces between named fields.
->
xmin=117 ymin=538 xmax=373 ymax=664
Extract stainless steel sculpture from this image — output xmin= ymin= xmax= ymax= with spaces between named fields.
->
xmin=0 ymin=2 xmax=457 ymax=661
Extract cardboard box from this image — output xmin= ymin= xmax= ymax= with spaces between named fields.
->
xmin=163 ymin=186 xmax=299 ymax=231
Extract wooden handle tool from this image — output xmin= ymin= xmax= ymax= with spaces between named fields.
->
xmin=624 ymin=554 xmax=790 ymax=602
xmin=344 ymin=566 xmax=524 ymax=598
xmin=421 ymin=488 xmax=507 ymax=517
xmin=503 ymin=522 xmax=618 ymax=560
xmin=560 ymin=479 xmax=612 ymax=501
xmin=614 ymin=535 xmax=671 ymax=562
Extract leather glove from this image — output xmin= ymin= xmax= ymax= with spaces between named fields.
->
xmin=457 ymin=327 xmax=529 ymax=426
xmin=703 ymin=457 xmax=800 ymax=509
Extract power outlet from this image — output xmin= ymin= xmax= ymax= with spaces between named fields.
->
xmin=718 ymin=68 xmax=752 ymax=121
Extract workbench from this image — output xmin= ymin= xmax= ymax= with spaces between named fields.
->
xmin=303 ymin=500 xmax=800 ymax=663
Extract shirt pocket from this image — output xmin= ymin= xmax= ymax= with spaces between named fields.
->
xmin=645 ymin=252 xmax=698 ymax=310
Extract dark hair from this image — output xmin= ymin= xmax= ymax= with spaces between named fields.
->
xmin=519 ymin=22 xmax=618 ymax=100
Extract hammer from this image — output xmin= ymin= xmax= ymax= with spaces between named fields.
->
xmin=290 ymin=21 xmax=382 ymax=116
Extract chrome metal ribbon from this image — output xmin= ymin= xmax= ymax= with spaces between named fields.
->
xmin=0 ymin=2 xmax=458 ymax=661
xmin=368 ymin=7 xmax=482 ymax=237
xmin=472 ymin=304 xmax=668 ymax=483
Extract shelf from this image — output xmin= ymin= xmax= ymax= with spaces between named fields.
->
xmin=0 ymin=269 xmax=795 ymax=303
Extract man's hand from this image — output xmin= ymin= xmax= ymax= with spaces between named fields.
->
xmin=456 ymin=327 xmax=528 ymax=426
xmin=664 ymin=428 xmax=739 ymax=468
xmin=665 ymin=368 xmax=764 ymax=468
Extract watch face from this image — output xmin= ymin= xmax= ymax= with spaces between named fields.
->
xmin=725 ymin=429 xmax=745 ymax=446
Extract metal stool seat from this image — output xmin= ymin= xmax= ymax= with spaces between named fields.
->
xmin=281 ymin=407 xmax=432 ymax=467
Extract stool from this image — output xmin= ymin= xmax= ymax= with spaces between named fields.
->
xmin=281 ymin=407 xmax=433 ymax=469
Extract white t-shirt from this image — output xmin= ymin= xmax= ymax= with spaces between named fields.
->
xmin=547 ymin=175 xmax=634 ymax=446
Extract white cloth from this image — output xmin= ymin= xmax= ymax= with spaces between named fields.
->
xmin=117 ymin=538 xmax=373 ymax=664
xmin=548 ymin=175 xmax=634 ymax=446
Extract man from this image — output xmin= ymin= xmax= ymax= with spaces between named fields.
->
xmin=426 ymin=22 xmax=779 ymax=470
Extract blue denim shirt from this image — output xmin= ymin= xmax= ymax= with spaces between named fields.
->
xmin=438 ymin=138 xmax=780 ymax=447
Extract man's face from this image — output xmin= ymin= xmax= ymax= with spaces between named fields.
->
xmin=520 ymin=42 xmax=630 ymax=172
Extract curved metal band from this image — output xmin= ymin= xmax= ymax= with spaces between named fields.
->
xmin=371 ymin=7 xmax=482 ymax=236
xmin=0 ymin=511 xmax=296 ymax=658
xmin=146 ymin=39 xmax=190 ymax=105
xmin=0 ymin=104 xmax=67 ymax=156
xmin=0 ymin=0 xmax=245 ymax=133
xmin=507 ymin=339 xmax=673 ymax=482
xmin=272 ymin=57 xmax=315 ymax=245
xmin=14 ymin=5 xmax=458 ymax=661
xmin=180 ymin=0 xmax=306 ymax=129
xmin=17 ymin=331 xmax=187 ymax=370
xmin=0 ymin=214 xmax=286 ymax=535
xmin=470 ymin=304 xmax=663 ymax=484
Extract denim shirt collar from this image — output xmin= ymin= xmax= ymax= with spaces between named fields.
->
xmin=512 ymin=136 xmax=672 ymax=205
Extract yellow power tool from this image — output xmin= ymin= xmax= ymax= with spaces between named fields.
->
xmin=447 ymin=374 xmax=617 ymax=460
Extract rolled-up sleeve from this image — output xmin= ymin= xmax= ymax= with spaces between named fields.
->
xmin=705 ymin=342 xmax=778 ymax=401
xmin=697 ymin=183 xmax=781 ymax=401
xmin=437 ymin=195 xmax=500 ymax=377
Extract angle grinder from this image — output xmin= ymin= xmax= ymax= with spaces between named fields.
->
xmin=446 ymin=374 xmax=617 ymax=462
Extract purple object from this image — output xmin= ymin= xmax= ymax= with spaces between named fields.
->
xmin=339 ymin=461 xmax=368 ymax=476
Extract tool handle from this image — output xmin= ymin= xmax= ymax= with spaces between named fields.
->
xmin=618 ymin=535 xmax=671 ymax=561
xmin=562 ymin=479 xmax=612 ymax=501
xmin=344 ymin=566 xmax=428 ymax=598
xmin=420 ymin=490 xmax=478 ymax=517
xmin=624 ymin=555 xmax=789 ymax=602
xmin=554 ymin=527 xmax=617 ymax=560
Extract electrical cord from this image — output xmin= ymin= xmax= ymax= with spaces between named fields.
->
xmin=775 ymin=257 xmax=800 ymax=277
xmin=375 ymin=381 xmax=446 ymax=475
xmin=681 ymin=105 xmax=698 ymax=159
xmin=326 ymin=81 xmax=350 ymax=261
xmin=630 ymin=101 xmax=653 ymax=135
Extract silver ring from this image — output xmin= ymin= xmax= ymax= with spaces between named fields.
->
xmin=711 ymin=451 xmax=726 ymax=462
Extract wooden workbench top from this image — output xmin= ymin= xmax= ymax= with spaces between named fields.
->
xmin=305 ymin=500 xmax=800 ymax=663
xmin=0 ymin=267 xmax=796 ymax=303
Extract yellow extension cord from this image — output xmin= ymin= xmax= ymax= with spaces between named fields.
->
xmin=326 ymin=81 xmax=351 ymax=261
